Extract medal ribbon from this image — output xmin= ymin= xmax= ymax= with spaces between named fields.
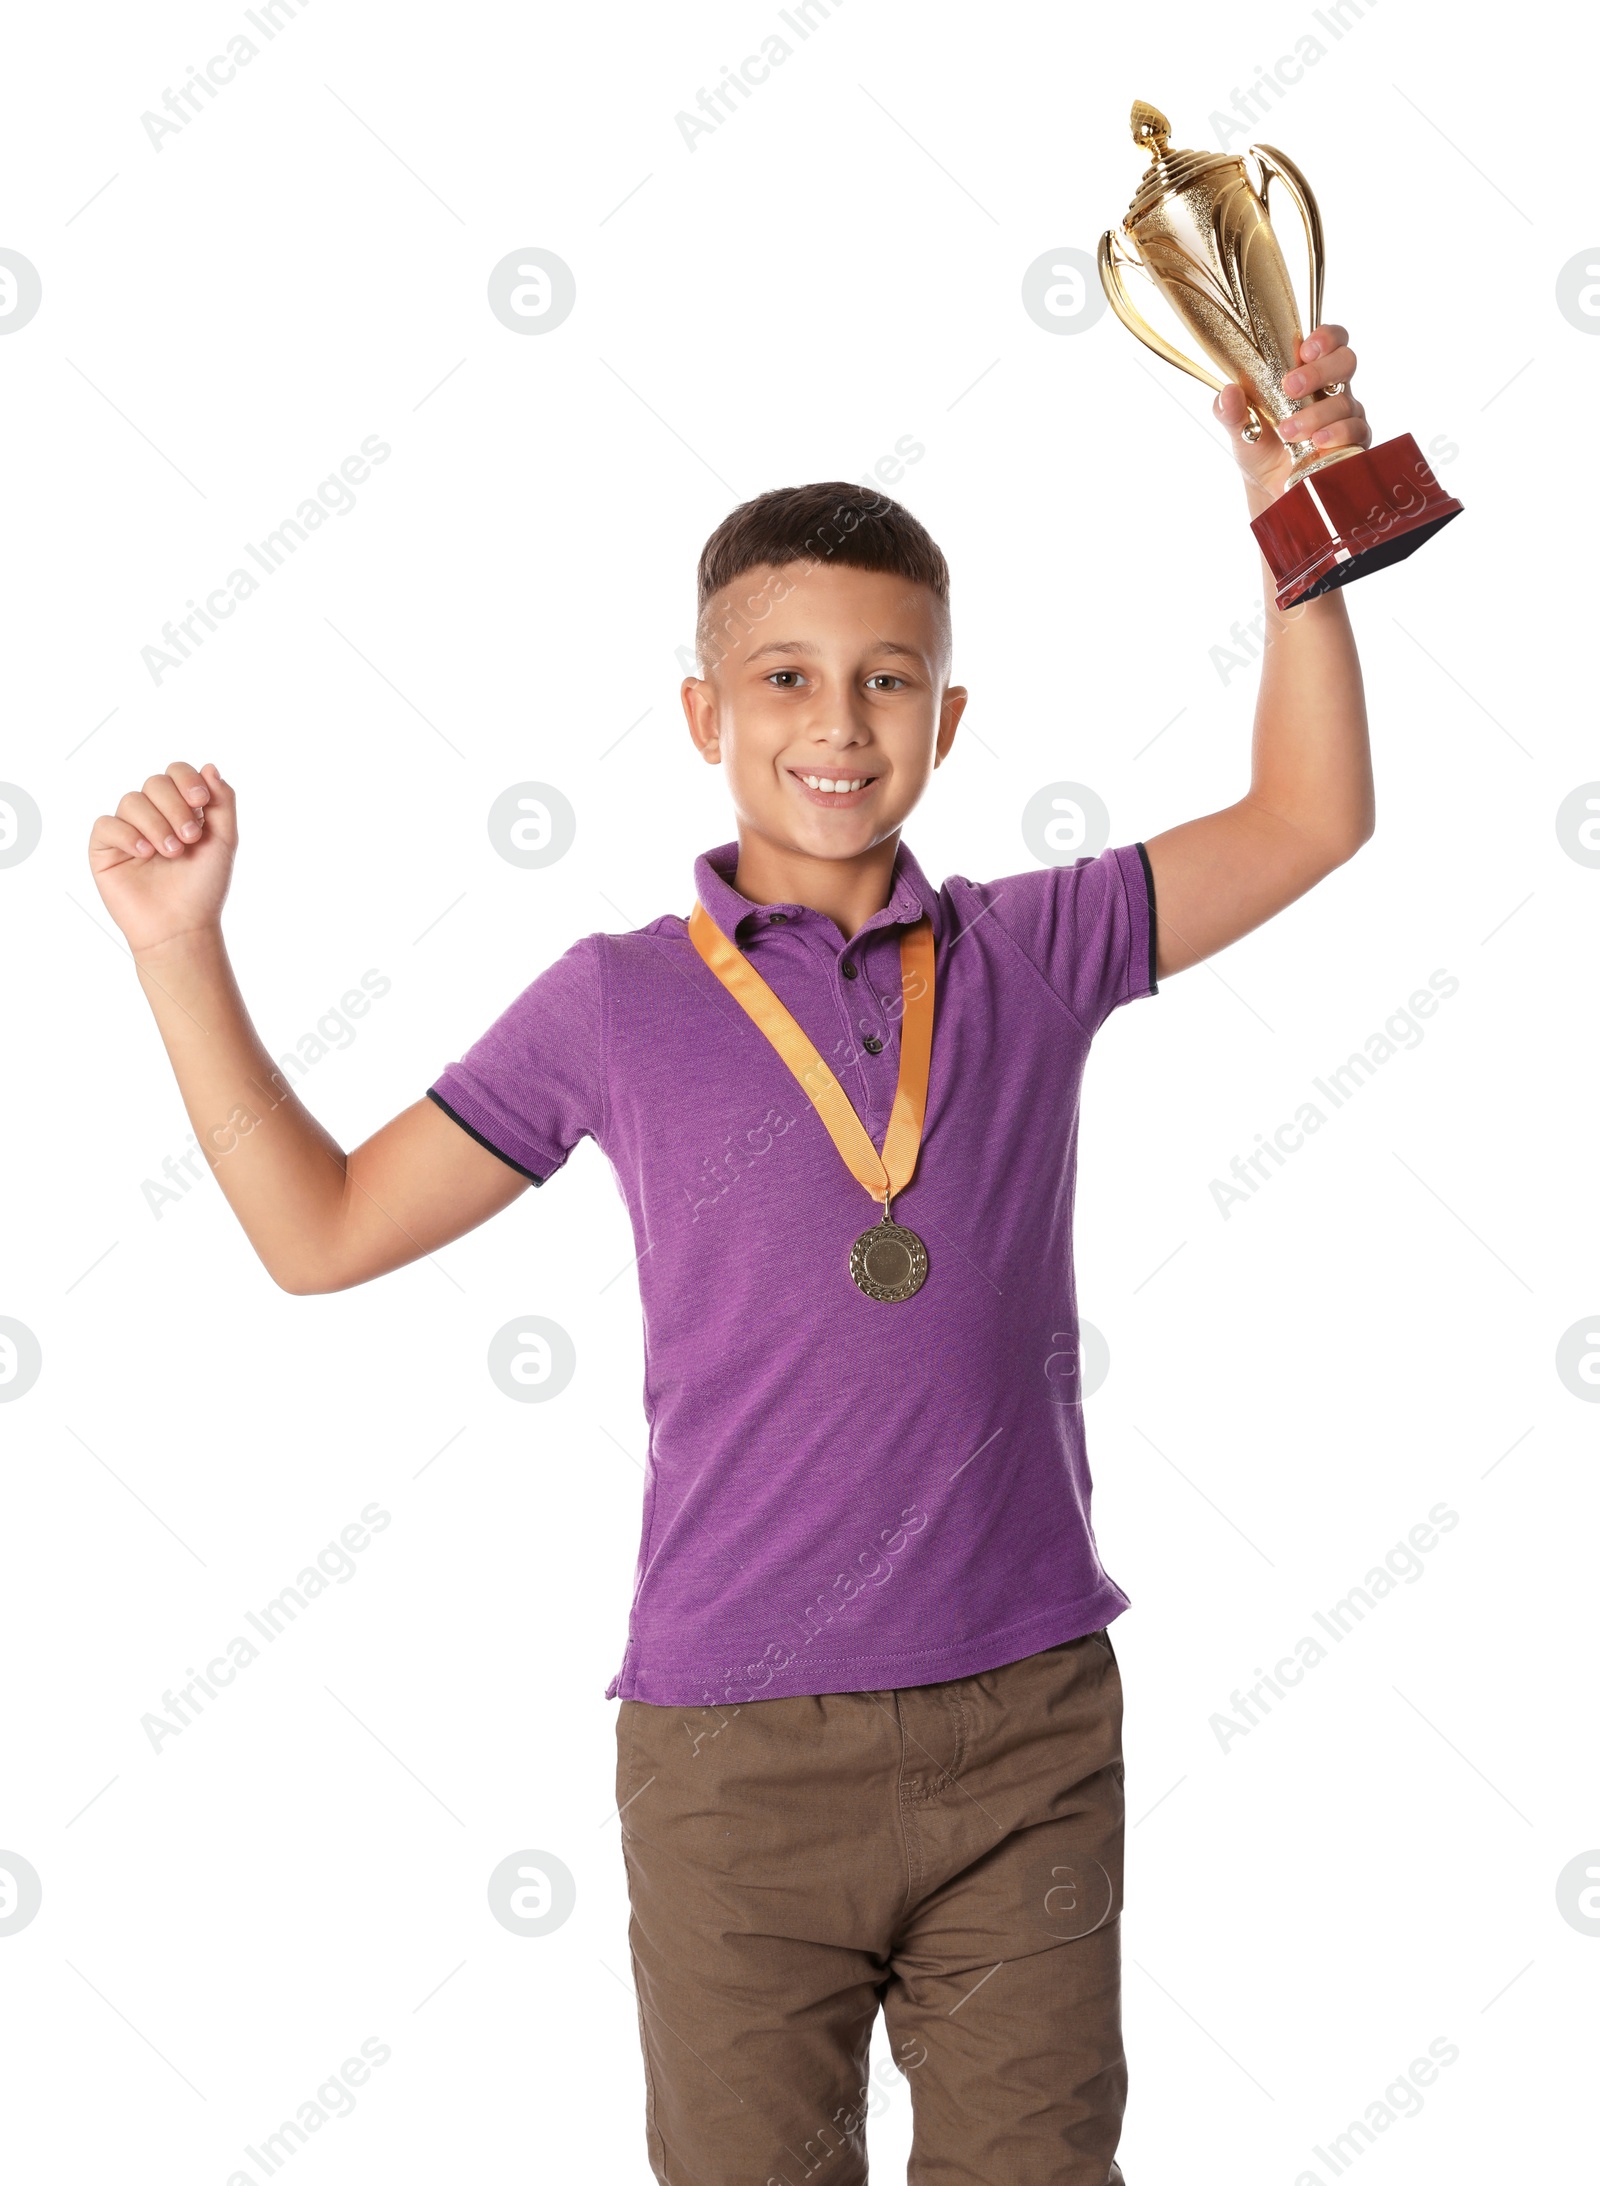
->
xmin=687 ymin=900 xmax=935 ymax=1209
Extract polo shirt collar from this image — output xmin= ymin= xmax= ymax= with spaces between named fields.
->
xmin=693 ymin=836 xmax=940 ymax=948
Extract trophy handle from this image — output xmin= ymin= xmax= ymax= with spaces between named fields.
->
xmin=1251 ymin=142 xmax=1327 ymax=338
xmin=1096 ymin=228 xmax=1227 ymax=396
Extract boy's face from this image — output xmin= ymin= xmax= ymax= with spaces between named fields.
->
xmin=681 ymin=561 xmax=966 ymax=861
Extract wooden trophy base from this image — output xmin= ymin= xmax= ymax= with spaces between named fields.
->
xmin=1250 ymin=433 xmax=1463 ymax=610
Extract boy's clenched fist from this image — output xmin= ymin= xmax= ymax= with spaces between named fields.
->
xmin=88 ymin=759 xmax=237 ymax=956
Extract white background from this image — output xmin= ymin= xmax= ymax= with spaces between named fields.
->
xmin=2 ymin=1 xmax=1595 ymax=2180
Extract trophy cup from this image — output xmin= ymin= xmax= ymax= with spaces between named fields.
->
xmin=1098 ymin=102 xmax=1462 ymax=608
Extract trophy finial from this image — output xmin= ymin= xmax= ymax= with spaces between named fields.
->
xmin=1130 ymin=101 xmax=1171 ymax=159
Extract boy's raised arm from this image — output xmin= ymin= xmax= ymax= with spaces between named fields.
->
xmin=1142 ymin=322 xmax=1377 ymax=978
xmin=89 ymin=760 xmax=529 ymax=1295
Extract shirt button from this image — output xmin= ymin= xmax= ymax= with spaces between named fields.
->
xmin=841 ymin=960 xmax=859 ymax=979
xmin=768 ymin=911 xmax=789 ymax=923
xmin=863 ymin=1033 xmax=885 ymax=1054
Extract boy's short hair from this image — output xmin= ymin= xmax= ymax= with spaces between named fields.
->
xmin=695 ymin=482 xmax=950 ymax=668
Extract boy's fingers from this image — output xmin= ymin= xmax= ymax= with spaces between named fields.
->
xmin=1213 ymin=383 xmax=1253 ymax=433
xmin=1278 ymin=390 xmax=1367 ymax=442
xmin=140 ymin=771 xmax=205 ymax=844
xmin=89 ymin=816 xmax=157 ymax=867
xmin=118 ymin=789 xmax=191 ymax=856
xmin=1301 ymin=415 xmax=1370 ymax=454
xmin=167 ymin=759 xmax=210 ymax=809
xmin=1301 ymin=323 xmax=1349 ymax=362
xmin=197 ymin=762 xmax=239 ymax=842
xmin=1284 ymin=344 xmax=1356 ymax=398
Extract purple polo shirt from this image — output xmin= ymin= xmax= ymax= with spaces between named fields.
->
xmin=428 ymin=835 xmax=1158 ymax=1707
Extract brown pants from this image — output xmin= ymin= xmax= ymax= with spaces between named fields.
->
xmin=615 ymin=1630 xmax=1127 ymax=2184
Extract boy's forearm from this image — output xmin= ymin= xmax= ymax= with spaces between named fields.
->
xmin=133 ymin=927 xmax=350 ymax=1291
xmin=1241 ymin=480 xmax=1374 ymax=865
xmin=1140 ymin=474 xmax=1375 ymax=978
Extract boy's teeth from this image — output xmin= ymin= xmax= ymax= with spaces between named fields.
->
xmin=801 ymin=775 xmax=868 ymax=792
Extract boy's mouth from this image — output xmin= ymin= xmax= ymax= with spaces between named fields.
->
xmin=787 ymin=766 xmax=879 ymax=809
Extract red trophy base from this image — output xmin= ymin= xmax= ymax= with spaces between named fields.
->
xmin=1250 ymin=432 xmax=1463 ymax=610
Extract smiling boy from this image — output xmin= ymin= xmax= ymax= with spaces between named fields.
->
xmin=91 ymin=327 xmax=1372 ymax=2183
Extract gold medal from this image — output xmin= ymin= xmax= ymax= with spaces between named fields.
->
xmin=687 ymin=896 xmax=936 ymax=1302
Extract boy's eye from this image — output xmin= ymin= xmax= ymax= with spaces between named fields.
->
xmin=866 ymin=674 xmax=907 ymax=690
xmin=766 ymin=671 xmax=804 ymax=688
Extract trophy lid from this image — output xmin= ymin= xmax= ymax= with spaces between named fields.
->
xmin=1130 ymin=100 xmax=1172 ymax=157
xmin=1123 ymin=99 xmax=1238 ymax=224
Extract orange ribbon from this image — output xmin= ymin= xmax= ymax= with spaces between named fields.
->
xmin=687 ymin=900 xmax=935 ymax=1209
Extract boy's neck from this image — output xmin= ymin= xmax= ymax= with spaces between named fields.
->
xmin=731 ymin=827 xmax=901 ymax=944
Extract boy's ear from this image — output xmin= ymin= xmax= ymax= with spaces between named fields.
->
xmin=934 ymin=684 xmax=968 ymax=765
xmin=681 ymin=674 xmax=720 ymax=761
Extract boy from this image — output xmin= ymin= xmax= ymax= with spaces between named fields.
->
xmin=90 ymin=328 xmax=1372 ymax=2183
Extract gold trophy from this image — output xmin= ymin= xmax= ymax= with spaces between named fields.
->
xmin=1098 ymin=101 xmax=1462 ymax=607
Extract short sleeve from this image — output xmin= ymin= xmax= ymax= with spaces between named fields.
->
xmin=427 ymin=934 xmax=606 ymax=1183
xmin=981 ymin=842 xmax=1157 ymax=1034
